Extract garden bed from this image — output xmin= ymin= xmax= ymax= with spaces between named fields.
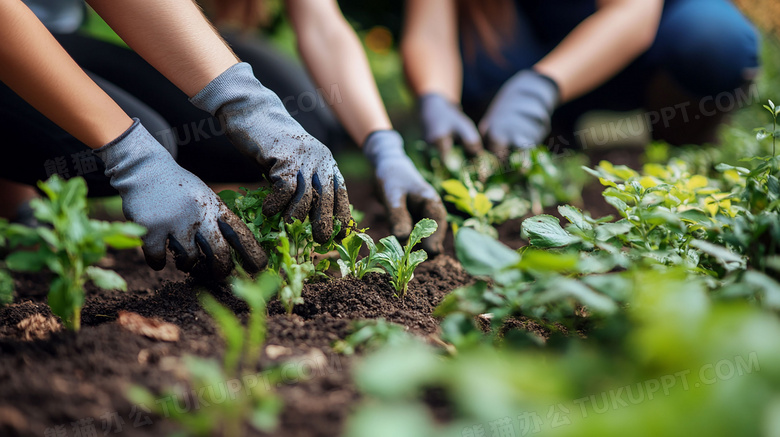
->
xmin=0 ymin=178 xmax=478 ymax=437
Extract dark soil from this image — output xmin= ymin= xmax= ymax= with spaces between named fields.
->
xmin=0 ymin=178 xmax=474 ymax=437
xmin=0 ymin=167 xmax=612 ymax=437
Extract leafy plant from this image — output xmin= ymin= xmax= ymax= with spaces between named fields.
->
xmin=334 ymin=231 xmax=384 ymax=279
xmin=220 ymin=186 xmax=344 ymax=314
xmin=441 ymin=175 xmax=528 ymax=238
xmin=3 ymin=176 xmax=144 ymax=330
xmin=408 ymin=141 xmax=587 ymax=237
xmin=129 ymin=271 xmax=283 ymax=436
xmin=375 ymin=219 xmax=437 ymax=298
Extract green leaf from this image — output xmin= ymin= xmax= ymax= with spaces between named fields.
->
xmin=345 ymin=403 xmax=435 ymax=437
xmin=377 ymin=236 xmax=404 ymax=265
xmin=217 ymin=189 xmax=240 ymax=209
xmin=86 ymin=266 xmax=127 ymax=291
xmin=406 ymin=250 xmax=428 ymax=271
xmin=489 ymin=197 xmax=529 ymax=223
xmin=356 ymin=233 xmax=377 ymax=255
xmin=199 ymin=293 xmax=244 ymax=373
xmin=521 ymin=215 xmax=581 ymax=248
xmin=536 ymin=277 xmax=618 ymax=314
xmin=408 ymin=218 xmax=437 ymax=247
xmin=440 ymin=179 xmax=470 ymax=199
xmin=48 ymin=277 xmax=83 ymax=330
xmin=103 ymin=234 xmax=144 ymax=250
xmin=690 ymin=240 xmax=744 ymax=269
xmin=519 ymin=250 xmax=579 ymax=273
xmin=740 ymin=271 xmax=780 ymax=310
xmin=455 ymin=228 xmax=520 ymax=277
xmin=232 ymin=270 xmax=280 ymax=312
xmin=558 ymin=205 xmax=592 ymax=231
xmin=0 ymin=270 xmax=13 ymax=306
xmin=595 ymin=220 xmax=633 ymax=241
xmin=6 ymin=250 xmax=48 ymax=272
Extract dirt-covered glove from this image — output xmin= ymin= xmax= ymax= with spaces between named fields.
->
xmin=478 ymin=70 xmax=559 ymax=158
xmin=364 ymin=130 xmax=447 ymax=255
xmin=190 ymin=62 xmax=351 ymax=243
xmin=94 ymin=119 xmax=267 ymax=277
xmin=420 ymin=93 xmax=483 ymax=158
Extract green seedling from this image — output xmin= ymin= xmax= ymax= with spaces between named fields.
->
xmin=129 ymin=271 xmax=283 ymax=437
xmin=332 ymin=318 xmax=409 ymax=355
xmin=277 ymin=236 xmax=314 ymax=315
xmin=335 ymin=231 xmax=384 ymax=279
xmin=757 ymin=99 xmax=780 ymax=156
xmin=3 ymin=176 xmax=144 ymax=330
xmin=375 ymin=219 xmax=438 ymax=298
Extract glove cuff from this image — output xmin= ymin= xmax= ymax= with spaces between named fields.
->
xmin=363 ymin=130 xmax=406 ymax=167
xmin=93 ymin=118 xmax=171 ymax=177
xmin=190 ymin=62 xmax=271 ymax=115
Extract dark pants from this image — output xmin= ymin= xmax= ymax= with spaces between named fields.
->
xmin=0 ymin=32 xmax=344 ymax=195
xmin=461 ymin=0 xmax=760 ymax=146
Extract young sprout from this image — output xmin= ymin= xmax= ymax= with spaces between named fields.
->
xmin=4 ymin=176 xmax=144 ymax=330
xmin=375 ymin=219 xmax=438 ymax=298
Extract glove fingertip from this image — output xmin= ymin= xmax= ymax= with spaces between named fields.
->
xmin=218 ymin=218 xmax=268 ymax=274
xmin=168 ymin=236 xmax=198 ymax=273
xmin=262 ymin=180 xmax=295 ymax=218
xmin=142 ymin=246 xmax=167 ymax=271
xmin=195 ymin=231 xmax=233 ymax=280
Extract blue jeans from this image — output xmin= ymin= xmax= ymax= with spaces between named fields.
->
xmin=461 ymin=0 xmax=760 ymax=137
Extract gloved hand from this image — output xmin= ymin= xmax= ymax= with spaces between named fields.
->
xmin=364 ymin=130 xmax=447 ymax=255
xmin=190 ymin=62 xmax=351 ymax=243
xmin=94 ymin=119 xmax=267 ymax=277
xmin=478 ymin=70 xmax=560 ymax=158
xmin=420 ymin=93 xmax=483 ymax=158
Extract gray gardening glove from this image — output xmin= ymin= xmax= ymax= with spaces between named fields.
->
xmin=94 ymin=119 xmax=267 ymax=278
xmin=364 ymin=130 xmax=447 ymax=255
xmin=420 ymin=93 xmax=483 ymax=158
xmin=190 ymin=62 xmax=351 ymax=242
xmin=479 ymin=70 xmax=560 ymax=158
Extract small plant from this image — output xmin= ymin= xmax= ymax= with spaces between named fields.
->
xmin=375 ymin=219 xmax=438 ymax=298
xmin=3 ymin=176 xmax=144 ymax=330
xmin=335 ymin=231 xmax=384 ymax=279
xmin=129 ymin=271 xmax=283 ymax=436
xmin=757 ymin=99 xmax=780 ymax=156
xmin=332 ymin=318 xmax=409 ymax=355
xmin=441 ymin=175 xmax=528 ymax=237
xmin=277 ymin=236 xmax=314 ymax=315
xmin=220 ymin=186 xmax=344 ymax=314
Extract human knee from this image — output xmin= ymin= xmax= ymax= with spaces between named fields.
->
xmin=662 ymin=5 xmax=760 ymax=96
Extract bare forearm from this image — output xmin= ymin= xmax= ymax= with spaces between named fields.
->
xmin=0 ymin=0 xmax=131 ymax=148
xmin=534 ymin=0 xmax=663 ymax=103
xmin=401 ymin=0 xmax=462 ymax=102
xmin=86 ymin=0 xmax=239 ymax=97
xmin=288 ymin=0 xmax=391 ymax=145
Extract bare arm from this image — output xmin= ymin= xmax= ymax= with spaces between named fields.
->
xmin=0 ymin=0 xmax=132 ymax=148
xmin=534 ymin=0 xmax=663 ymax=102
xmin=401 ymin=0 xmax=462 ymax=103
xmin=285 ymin=0 xmax=391 ymax=146
xmin=85 ymin=0 xmax=239 ymax=97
